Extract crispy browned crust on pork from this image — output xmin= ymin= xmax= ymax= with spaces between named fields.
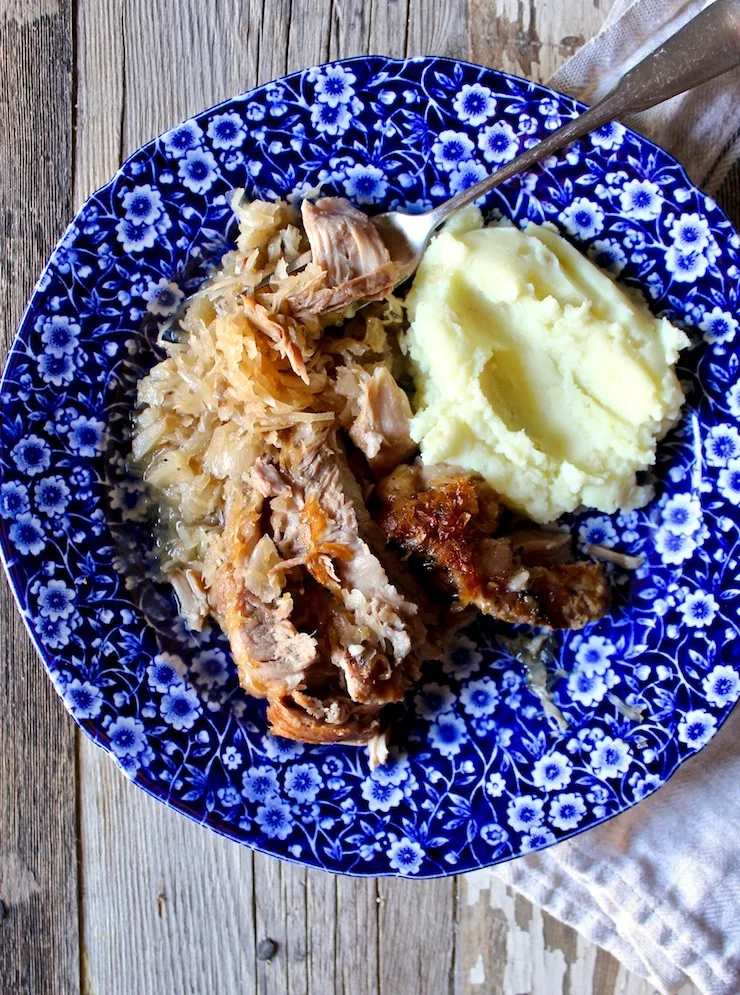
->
xmin=375 ymin=464 xmax=609 ymax=630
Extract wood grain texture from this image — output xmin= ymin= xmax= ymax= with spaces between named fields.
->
xmin=5 ymin=1 xmax=714 ymax=993
xmin=0 ymin=3 xmax=79 ymax=995
xmin=79 ymin=747 xmax=258 ymax=995
xmin=469 ymin=0 xmax=607 ymax=83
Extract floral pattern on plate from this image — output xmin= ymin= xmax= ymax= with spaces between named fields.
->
xmin=1 ymin=57 xmax=739 ymax=877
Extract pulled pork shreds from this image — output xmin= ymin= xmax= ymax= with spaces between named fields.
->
xmin=133 ymin=194 xmax=611 ymax=753
xmin=291 ymin=198 xmax=398 ymax=317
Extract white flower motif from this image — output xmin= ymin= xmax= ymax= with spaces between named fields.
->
xmin=190 ymin=648 xmax=228 ymax=688
xmin=387 ymin=837 xmax=424 ymax=875
xmin=310 ymin=101 xmax=352 ymax=135
xmin=705 ymin=424 xmax=740 ymax=466
xmin=532 ymin=752 xmax=572 ymax=790
xmin=560 ymin=197 xmax=605 ymax=239
xmin=669 ymin=212 xmax=710 ymax=253
xmin=678 ymin=709 xmax=717 ymax=748
xmin=343 ymin=163 xmax=388 ymax=204
xmin=453 ymin=83 xmax=496 ymax=126
xmin=591 ymin=120 xmax=625 ymax=151
xmin=700 ymin=306 xmax=737 ymax=345
xmin=284 ymin=763 xmax=322 ymax=803
xmin=727 ymin=383 xmax=740 ymax=418
xmin=431 ymin=129 xmax=475 ymax=171
xmin=37 ymin=579 xmax=75 ymax=620
xmin=162 ymin=119 xmax=203 ymax=158
xmin=460 ymin=677 xmax=499 ymax=717
xmin=678 ymin=590 xmax=718 ymax=627
xmin=449 ymin=160 xmax=487 ymax=195
xmin=575 ymin=635 xmax=615 ymax=675
xmin=664 ymin=245 xmax=709 ymax=283
xmin=702 ymin=664 xmax=740 ymax=707
xmin=578 ymin=515 xmax=618 ymax=548
xmin=485 ymin=772 xmax=506 ymax=798
xmin=442 ymin=634 xmax=483 ymax=679
xmin=588 ymin=238 xmax=627 ymax=276
xmin=222 ymin=746 xmax=243 ymax=770
xmin=313 ymin=64 xmax=357 ymax=107
xmin=414 ymin=682 xmax=456 ymax=720
xmin=619 ymin=179 xmax=663 ymax=220
xmin=548 ymin=792 xmax=587 ymax=830
xmin=63 ymin=679 xmax=103 ymax=720
xmin=477 ymin=121 xmax=518 ymax=164
xmin=654 ymin=526 xmax=697 ymax=565
xmin=207 ymin=111 xmax=246 ymax=150
xmin=429 ymin=713 xmax=467 ymax=757
xmin=144 ymin=278 xmax=184 ymax=317
xmin=108 ymin=716 xmax=148 ymax=758
xmin=178 ymin=148 xmax=218 ymax=195
xmin=115 ymin=218 xmax=157 ymax=253
xmin=589 ymin=736 xmax=632 ymax=778
xmin=507 ymin=794 xmax=545 ymax=832
xmin=122 ymin=185 xmax=163 ymax=226
xmin=160 ymin=685 xmax=202 ymax=730
xmin=10 ymin=513 xmax=46 ymax=555
xmin=361 ymin=776 xmax=404 ymax=812
xmin=629 ymin=771 xmax=661 ymax=800
xmin=242 ymin=766 xmax=279 ymax=803
xmin=718 ymin=459 xmax=740 ymax=503
xmin=661 ymin=493 xmax=702 ymax=535
xmin=371 ymin=749 xmax=411 ymax=787
xmin=256 ymin=798 xmax=293 ymax=840
xmin=538 ymin=97 xmax=562 ymax=130
xmin=567 ymin=666 xmax=619 ymax=707
xmin=521 ymin=829 xmax=556 ymax=852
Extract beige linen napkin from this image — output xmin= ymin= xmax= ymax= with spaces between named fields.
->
xmin=487 ymin=3 xmax=740 ymax=993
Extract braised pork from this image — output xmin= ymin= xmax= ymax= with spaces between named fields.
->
xmin=375 ymin=464 xmax=609 ymax=630
xmin=290 ymin=198 xmax=397 ymax=316
xmin=349 ymin=366 xmax=416 ymax=474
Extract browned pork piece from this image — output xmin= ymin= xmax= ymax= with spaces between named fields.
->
xmin=375 ymin=464 xmax=609 ymax=630
xmin=240 ymin=296 xmax=311 ymax=384
xmin=349 ymin=366 xmax=417 ymax=474
xmin=290 ymin=198 xmax=397 ymax=316
xmin=208 ymin=422 xmax=427 ymax=744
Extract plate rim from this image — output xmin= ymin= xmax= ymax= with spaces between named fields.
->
xmin=2 ymin=53 xmax=738 ymax=877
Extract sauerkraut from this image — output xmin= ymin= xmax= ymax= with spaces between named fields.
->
xmin=133 ymin=191 xmax=404 ymax=627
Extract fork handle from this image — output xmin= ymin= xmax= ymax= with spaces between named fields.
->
xmin=427 ymin=0 xmax=740 ymax=230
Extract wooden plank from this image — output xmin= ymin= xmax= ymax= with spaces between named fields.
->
xmin=408 ymin=0 xmax=468 ymax=61
xmin=79 ymin=746 xmax=258 ymax=995
xmin=453 ymin=873 xmax=681 ymax=995
xmin=378 ymin=877 xmax=457 ymax=994
xmin=468 ymin=0 xmax=607 ymax=83
xmin=335 ymin=876 xmax=380 ymax=995
xmin=69 ymin=3 xmax=708 ymax=995
xmin=0 ymin=3 xmax=79 ymax=995
xmin=74 ymin=5 xmax=262 ymax=995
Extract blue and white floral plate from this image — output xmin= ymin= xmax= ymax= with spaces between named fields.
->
xmin=2 ymin=57 xmax=739 ymax=878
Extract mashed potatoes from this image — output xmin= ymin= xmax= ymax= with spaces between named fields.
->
xmin=405 ymin=212 xmax=689 ymax=524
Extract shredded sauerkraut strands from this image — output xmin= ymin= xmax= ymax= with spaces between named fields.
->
xmin=133 ymin=192 xmax=404 ymax=620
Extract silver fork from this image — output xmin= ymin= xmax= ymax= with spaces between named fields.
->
xmin=167 ymin=0 xmax=740 ymax=336
xmin=371 ymin=0 xmax=740 ymax=284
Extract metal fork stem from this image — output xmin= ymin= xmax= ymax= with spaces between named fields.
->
xmin=423 ymin=0 xmax=740 ymax=234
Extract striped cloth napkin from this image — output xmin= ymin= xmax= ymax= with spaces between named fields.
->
xmin=488 ymin=3 xmax=740 ymax=993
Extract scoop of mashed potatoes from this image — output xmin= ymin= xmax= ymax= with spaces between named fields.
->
xmin=405 ymin=211 xmax=689 ymax=524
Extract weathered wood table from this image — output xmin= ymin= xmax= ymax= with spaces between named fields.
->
xmin=0 ymin=3 xmax=717 ymax=993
